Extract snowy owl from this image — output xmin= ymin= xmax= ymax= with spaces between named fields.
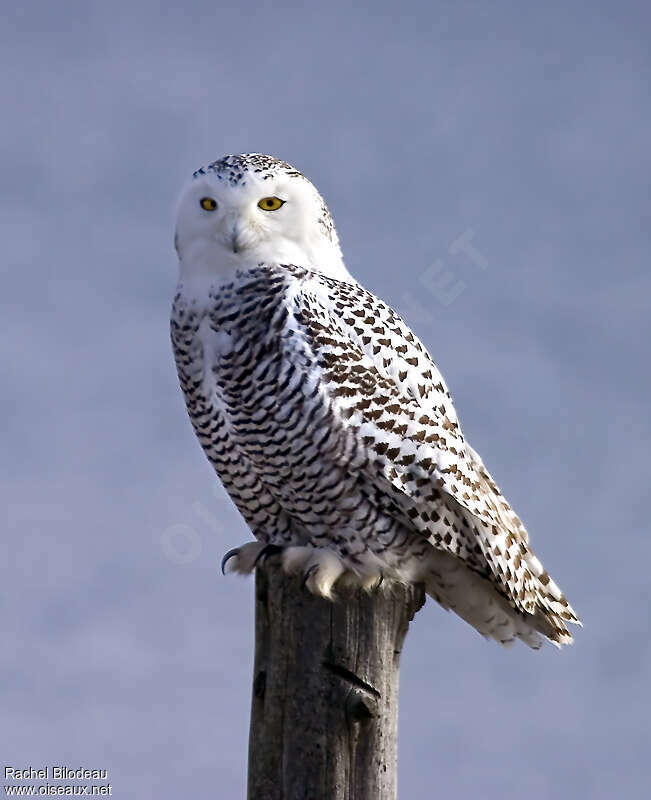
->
xmin=171 ymin=153 xmax=580 ymax=649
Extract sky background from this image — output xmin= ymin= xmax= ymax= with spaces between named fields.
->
xmin=2 ymin=1 xmax=650 ymax=797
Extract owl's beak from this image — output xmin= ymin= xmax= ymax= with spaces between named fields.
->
xmin=227 ymin=214 xmax=250 ymax=254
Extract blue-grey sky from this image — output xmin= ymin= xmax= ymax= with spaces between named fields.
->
xmin=2 ymin=1 xmax=650 ymax=797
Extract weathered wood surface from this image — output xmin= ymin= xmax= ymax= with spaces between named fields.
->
xmin=247 ymin=560 xmax=425 ymax=800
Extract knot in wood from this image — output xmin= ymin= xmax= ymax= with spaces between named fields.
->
xmin=345 ymin=689 xmax=377 ymax=725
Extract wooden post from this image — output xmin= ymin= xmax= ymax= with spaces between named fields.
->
xmin=247 ymin=559 xmax=425 ymax=800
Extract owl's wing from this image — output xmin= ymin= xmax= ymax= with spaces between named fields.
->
xmin=290 ymin=272 xmax=578 ymax=626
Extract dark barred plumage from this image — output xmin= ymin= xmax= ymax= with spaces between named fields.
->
xmin=171 ymin=261 xmax=580 ymax=648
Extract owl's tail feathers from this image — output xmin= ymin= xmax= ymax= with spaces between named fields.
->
xmin=519 ymin=549 xmax=582 ymax=634
xmin=423 ymin=549 xmax=577 ymax=649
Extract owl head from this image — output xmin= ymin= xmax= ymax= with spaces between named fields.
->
xmin=174 ymin=154 xmax=350 ymax=282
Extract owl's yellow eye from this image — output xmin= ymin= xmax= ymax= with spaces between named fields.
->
xmin=200 ymin=197 xmax=217 ymax=211
xmin=257 ymin=196 xmax=285 ymax=211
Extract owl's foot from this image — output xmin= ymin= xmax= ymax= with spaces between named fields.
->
xmin=282 ymin=546 xmax=347 ymax=599
xmin=221 ymin=543 xmax=382 ymax=600
xmin=221 ymin=542 xmax=283 ymax=575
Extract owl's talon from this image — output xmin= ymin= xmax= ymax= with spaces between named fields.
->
xmin=221 ymin=541 xmax=272 ymax=575
xmin=221 ymin=548 xmax=241 ymax=575
xmin=302 ymin=563 xmax=319 ymax=589
xmin=254 ymin=543 xmax=284 ymax=567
